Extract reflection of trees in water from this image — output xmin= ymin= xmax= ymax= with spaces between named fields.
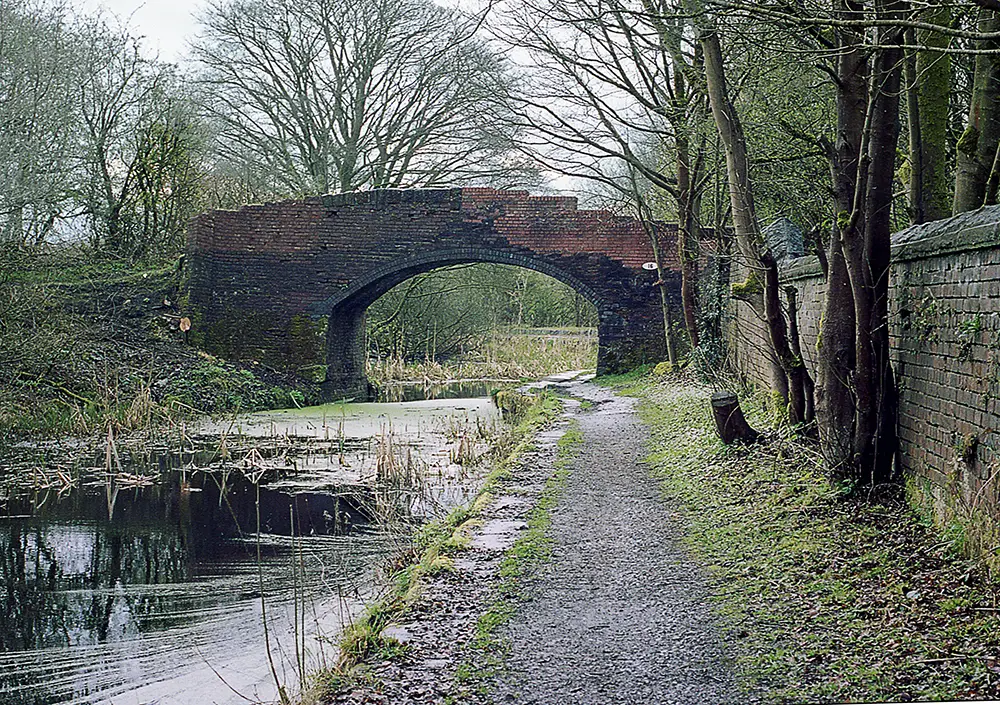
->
xmin=2 ymin=523 xmax=50 ymax=651
xmin=0 ymin=467 xmax=383 ymax=651
xmin=1 ymin=521 xmax=188 ymax=649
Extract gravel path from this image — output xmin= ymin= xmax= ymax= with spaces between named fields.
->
xmin=491 ymin=381 xmax=739 ymax=705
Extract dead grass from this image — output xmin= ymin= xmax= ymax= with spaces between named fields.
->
xmin=367 ymin=329 xmax=597 ymax=386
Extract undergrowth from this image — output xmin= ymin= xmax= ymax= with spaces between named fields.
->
xmin=623 ymin=376 xmax=1000 ymax=703
xmin=0 ymin=251 xmax=317 ymax=441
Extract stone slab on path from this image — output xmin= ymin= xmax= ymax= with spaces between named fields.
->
xmin=325 ymin=406 xmax=572 ymax=705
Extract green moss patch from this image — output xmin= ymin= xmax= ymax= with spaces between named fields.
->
xmin=623 ymin=377 xmax=1000 ymax=703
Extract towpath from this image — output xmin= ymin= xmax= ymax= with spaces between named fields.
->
xmin=490 ymin=381 xmax=738 ymax=704
xmin=324 ymin=380 xmax=738 ymax=705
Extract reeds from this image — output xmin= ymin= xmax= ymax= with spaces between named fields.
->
xmin=366 ymin=328 xmax=597 ymax=386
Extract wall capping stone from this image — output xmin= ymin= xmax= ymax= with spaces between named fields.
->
xmin=779 ymin=255 xmax=824 ymax=282
xmin=892 ymin=205 xmax=1000 ymax=262
xmin=773 ymin=207 xmax=1000 ymax=285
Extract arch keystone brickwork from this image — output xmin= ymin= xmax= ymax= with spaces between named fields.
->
xmin=186 ymin=187 xmax=680 ymax=399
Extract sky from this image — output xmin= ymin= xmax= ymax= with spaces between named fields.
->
xmin=77 ymin=0 xmax=203 ymax=63
xmin=75 ymin=0 xmax=476 ymax=64
xmin=74 ymin=0 xmax=587 ymax=198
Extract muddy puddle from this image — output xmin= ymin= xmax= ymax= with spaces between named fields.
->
xmin=0 ymin=384 xmax=503 ymax=705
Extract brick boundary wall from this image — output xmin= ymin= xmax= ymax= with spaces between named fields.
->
xmin=729 ymin=206 xmax=1000 ymax=561
xmin=186 ymin=187 xmax=680 ymax=398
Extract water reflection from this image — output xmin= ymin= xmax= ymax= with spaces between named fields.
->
xmin=0 ymin=468 xmax=375 ymax=654
xmin=375 ymin=379 xmax=497 ymax=403
xmin=0 ymin=388 xmax=500 ymax=705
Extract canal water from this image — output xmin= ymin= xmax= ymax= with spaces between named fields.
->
xmin=0 ymin=384 xmax=502 ymax=705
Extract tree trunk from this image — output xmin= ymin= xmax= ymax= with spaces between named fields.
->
xmin=701 ymin=26 xmax=812 ymax=423
xmin=904 ymin=34 xmax=923 ymax=223
xmin=763 ymin=252 xmax=813 ymax=425
xmin=650 ymin=231 xmax=678 ymax=367
xmin=786 ymin=286 xmax=814 ymax=427
xmin=954 ymin=10 xmax=1000 ymax=214
xmin=816 ymin=235 xmax=857 ymax=472
xmin=906 ymin=3 xmax=951 ymax=223
xmin=840 ymin=8 xmax=902 ymax=485
xmin=711 ymin=391 xmax=760 ymax=444
xmin=674 ymin=68 xmax=701 ymax=348
xmin=700 ymin=30 xmax=762 ymax=271
xmin=817 ymin=4 xmax=863 ymax=475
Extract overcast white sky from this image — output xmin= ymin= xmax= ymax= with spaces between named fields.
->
xmin=77 ymin=0 xmax=203 ymax=62
xmin=73 ymin=0 xmax=588 ymax=198
xmin=74 ymin=0 xmax=476 ymax=63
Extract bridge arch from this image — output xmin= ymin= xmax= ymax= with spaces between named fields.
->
xmin=185 ymin=187 xmax=679 ymax=399
xmin=312 ymin=248 xmax=608 ymax=396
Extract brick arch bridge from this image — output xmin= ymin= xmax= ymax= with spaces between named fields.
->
xmin=186 ymin=188 xmax=679 ymax=399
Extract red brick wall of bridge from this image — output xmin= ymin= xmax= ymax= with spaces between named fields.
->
xmin=185 ymin=188 xmax=678 ymax=391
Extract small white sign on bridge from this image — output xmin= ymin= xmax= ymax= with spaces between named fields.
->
xmin=641 ymin=262 xmax=658 ymax=271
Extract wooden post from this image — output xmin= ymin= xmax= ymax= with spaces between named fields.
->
xmin=711 ymin=392 xmax=760 ymax=445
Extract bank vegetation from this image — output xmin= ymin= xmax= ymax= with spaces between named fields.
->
xmin=622 ymin=372 xmax=1000 ymax=702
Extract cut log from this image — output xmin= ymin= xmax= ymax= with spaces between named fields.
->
xmin=710 ymin=392 xmax=760 ymax=445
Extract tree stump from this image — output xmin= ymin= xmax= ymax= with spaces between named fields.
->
xmin=710 ymin=392 xmax=760 ymax=445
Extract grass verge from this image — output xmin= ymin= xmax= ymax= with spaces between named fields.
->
xmin=306 ymin=391 xmax=564 ymax=700
xmin=1 ymin=251 xmax=319 ymax=441
xmin=617 ymin=375 xmax=1000 ymax=703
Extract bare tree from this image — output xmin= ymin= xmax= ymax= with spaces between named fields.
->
xmin=689 ymin=0 xmax=940 ymax=484
xmin=695 ymin=7 xmax=816 ymax=429
xmin=74 ymin=17 xmax=203 ymax=261
xmin=493 ymin=0 xmax=707 ymax=347
xmin=1 ymin=2 xmax=204 ymax=259
xmin=0 ymin=0 xmax=79 ymax=247
xmin=193 ymin=0 xmax=533 ymax=197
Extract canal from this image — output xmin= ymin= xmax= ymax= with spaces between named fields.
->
xmin=0 ymin=383 xmax=503 ymax=705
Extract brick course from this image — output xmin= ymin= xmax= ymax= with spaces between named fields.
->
xmin=187 ymin=187 xmax=678 ymax=398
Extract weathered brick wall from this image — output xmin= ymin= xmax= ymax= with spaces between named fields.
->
xmin=729 ymin=207 xmax=1000 ymax=554
xmin=187 ymin=187 xmax=679 ymax=397
xmin=728 ymin=257 xmax=828 ymax=393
